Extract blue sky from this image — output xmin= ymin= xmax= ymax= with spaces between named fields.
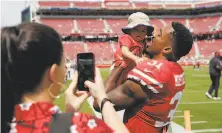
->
xmin=1 ymin=1 xmax=26 ymax=27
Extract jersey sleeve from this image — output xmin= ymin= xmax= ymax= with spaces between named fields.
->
xmin=118 ymin=34 xmax=132 ymax=48
xmin=71 ymin=112 xmax=114 ymax=133
xmin=127 ymin=60 xmax=172 ymax=94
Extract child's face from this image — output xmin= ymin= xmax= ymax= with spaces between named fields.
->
xmin=130 ymin=25 xmax=147 ymax=42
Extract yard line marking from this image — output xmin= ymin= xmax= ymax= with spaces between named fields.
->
xmin=174 ymin=115 xmax=193 ymax=118
xmin=184 ymin=91 xmax=205 ymax=92
xmin=192 ymin=128 xmax=222 ymax=133
xmin=180 ymin=101 xmax=222 ymax=104
xmin=190 ymin=121 xmax=207 ymax=124
xmin=191 ymin=74 xmax=209 ymax=77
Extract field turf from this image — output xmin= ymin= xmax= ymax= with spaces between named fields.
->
xmin=55 ymin=66 xmax=222 ymax=132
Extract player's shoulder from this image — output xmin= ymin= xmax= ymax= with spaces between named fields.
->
xmin=134 ymin=60 xmax=183 ymax=79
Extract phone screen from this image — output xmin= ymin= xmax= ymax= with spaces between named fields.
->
xmin=77 ymin=53 xmax=95 ymax=91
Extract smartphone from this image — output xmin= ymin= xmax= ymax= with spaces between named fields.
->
xmin=77 ymin=52 xmax=95 ymax=91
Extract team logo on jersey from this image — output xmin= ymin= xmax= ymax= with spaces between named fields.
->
xmin=174 ymin=73 xmax=185 ymax=87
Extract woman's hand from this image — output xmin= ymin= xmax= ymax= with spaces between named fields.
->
xmin=64 ymin=71 xmax=89 ymax=112
xmin=84 ymin=68 xmax=108 ymax=108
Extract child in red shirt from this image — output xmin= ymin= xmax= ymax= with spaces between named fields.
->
xmin=105 ymin=12 xmax=154 ymax=92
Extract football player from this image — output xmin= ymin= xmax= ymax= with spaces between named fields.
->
xmin=95 ymin=22 xmax=193 ymax=133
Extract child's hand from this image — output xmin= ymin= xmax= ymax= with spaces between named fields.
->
xmin=135 ymin=57 xmax=144 ymax=65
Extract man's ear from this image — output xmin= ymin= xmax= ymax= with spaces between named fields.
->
xmin=163 ymin=46 xmax=172 ymax=55
xmin=49 ymin=64 xmax=58 ymax=83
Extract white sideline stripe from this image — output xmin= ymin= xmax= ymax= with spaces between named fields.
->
xmin=180 ymin=101 xmax=222 ymax=104
xmin=190 ymin=121 xmax=207 ymax=124
xmin=192 ymin=128 xmax=222 ymax=133
xmin=132 ymin=69 xmax=163 ymax=88
xmin=174 ymin=115 xmax=193 ymax=118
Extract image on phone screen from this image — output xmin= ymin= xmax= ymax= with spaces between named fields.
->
xmin=77 ymin=53 xmax=95 ymax=91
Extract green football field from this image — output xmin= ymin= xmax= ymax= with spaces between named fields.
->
xmin=55 ymin=66 xmax=222 ymax=132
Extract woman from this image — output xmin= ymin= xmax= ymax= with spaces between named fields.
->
xmin=1 ymin=23 xmax=129 ymax=133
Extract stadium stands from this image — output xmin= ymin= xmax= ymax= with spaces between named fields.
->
xmin=87 ymin=42 xmax=113 ymax=64
xmin=104 ymin=0 xmax=132 ymax=9
xmin=77 ymin=19 xmax=105 ymax=35
xmin=37 ymin=0 xmax=222 ymax=10
xmin=38 ymin=1 xmax=70 ymax=7
xmin=198 ymin=39 xmax=222 ymax=58
xmin=71 ymin=1 xmax=101 ymax=8
xmin=194 ymin=1 xmax=222 ymax=8
xmin=106 ymin=19 xmax=127 ymax=35
xmin=41 ymin=19 xmax=74 ymax=36
xmin=37 ymin=0 xmax=222 ymax=64
xmin=41 ymin=16 xmax=221 ymax=35
xmin=164 ymin=3 xmax=192 ymax=9
xmin=63 ymin=41 xmax=85 ymax=58
xmin=189 ymin=16 xmax=220 ymax=34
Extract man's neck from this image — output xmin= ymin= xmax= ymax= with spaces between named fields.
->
xmin=152 ymin=54 xmax=167 ymax=60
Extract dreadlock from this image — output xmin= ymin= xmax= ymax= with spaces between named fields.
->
xmin=172 ymin=22 xmax=193 ymax=59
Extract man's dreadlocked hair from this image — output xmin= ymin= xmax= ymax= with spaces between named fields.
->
xmin=172 ymin=22 xmax=193 ymax=59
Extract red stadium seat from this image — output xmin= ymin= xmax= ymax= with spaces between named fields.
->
xmin=164 ymin=3 xmax=192 ymax=9
xmin=41 ymin=19 xmax=74 ymax=36
xmin=87 ymin=42 xmax=114 ymax=64
xmin=77 ymin=19 xmax=105 ymax=35
xmin=189 ymin=16 xmax=220 ymax=34
xmin=198 ymin=39 xmax=222 ymax=58
xmin=195 ymin=1 xmax=222 ymax=8
xmin=104 ymin=0 xmax=132 ymax=9
xmin=71 ymin=1 xmax=101 ymax=8
xmin=107 ymin=19 xmax=128 ymax=35
xmin=38 ymin=1 xmax=70 ymax=7
xmin=63 ymin=41 xmax=85 ymax=59
xmin=134 ymin=2 xmax=149 ymax=9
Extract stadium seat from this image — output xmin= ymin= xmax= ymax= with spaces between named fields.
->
xmin=106 ymin=19 xmax=128 ymax=35
xmin=77 ymin=19 xmax=105 ymax=35
xmin=38 ymin=1 xmax=70 ymax=7
xmin=41 ymin=19 xmax=74 ymax=36
xmin=164 ymin=3 xmax=192 ymax=9
xmin=198 ymin=39 xmax=222 ymax=58
xmin=189 ymin=16 xmax=220 ymax=34
xmin=104 ymin=0 xmax=132 ymax=9
xmin=71 ymin=1 xmax=101 ymax=8
xmin=87 ymin=42 xmax=114 ymax=64
xmin=63 ymin=41 xmax=85 ymax=59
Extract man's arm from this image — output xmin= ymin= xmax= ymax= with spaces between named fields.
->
xmin=107 ymin=79 xmax=150 ymax=111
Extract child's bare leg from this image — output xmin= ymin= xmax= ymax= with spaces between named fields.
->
xmin=104 ymin=67 xmax=124 ymax=93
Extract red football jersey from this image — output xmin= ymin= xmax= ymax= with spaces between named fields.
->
xmin=113 ymin=34 xmax=144 ymax=68
xmin=127 ymin=59 xmax=185 ymax=128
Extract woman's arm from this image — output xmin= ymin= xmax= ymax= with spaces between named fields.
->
xmin=85 ymin=68 xmax=129 ymax=133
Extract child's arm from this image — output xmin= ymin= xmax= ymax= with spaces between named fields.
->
xmin=121 ymin=46 xmax=143 ymax=64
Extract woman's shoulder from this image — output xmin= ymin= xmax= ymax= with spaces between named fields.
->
xmin=70 ymin=112 xmax=114 ymax=133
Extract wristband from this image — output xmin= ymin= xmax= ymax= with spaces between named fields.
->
xmin=100 ymin=98 xmax=113 ymax=112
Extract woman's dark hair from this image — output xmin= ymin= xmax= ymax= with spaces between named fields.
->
xmin=1 ymin=23 xmax=63 ymax=132
xmin=172 ymin=22 xmax=193 ymax=59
